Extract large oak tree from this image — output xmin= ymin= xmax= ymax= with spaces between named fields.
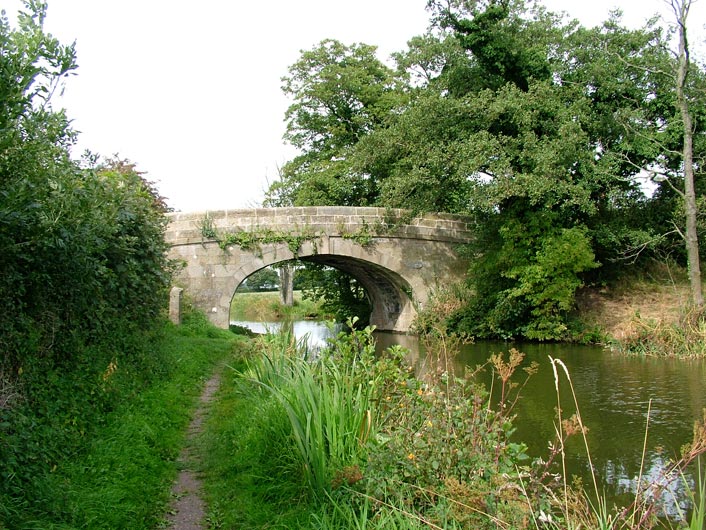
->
xmin=267 ymin=0 xmax=705 ymax=339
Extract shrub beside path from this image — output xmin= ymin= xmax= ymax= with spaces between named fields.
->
xmin=164 ymin=369 xmax=222 ymax=529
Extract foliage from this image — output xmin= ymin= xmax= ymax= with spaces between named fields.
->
xmin=340 ymin=219 xmax=376 ymax=247
xmin=200 ymin=214 xmax=319 ymax=256
xmin=0 ymin=3 xmax=172 ymax=371
xmin=359 ymin=345 xmax=538 ymax=529
xmin=0 ymin=4 xmax=176 ymax=524
xmin=265 ymin=0 xmax=706 ymax=340
xmin=454 ymin=213 xmax=599 ymax=340
xmin=296 ymin=263 xmax=372 ymax=325
xmin=265 ymin=39 xmax=406 ymax=208
xmin=411 ymin=282 xmax=470 ymax=336
xmin=0 ymin=315 xmax=240 ymax=528
xmin=0 ymin=153 xmax=173 ymax=518
xmin=239 ymin=266 xmax=280 ymax=292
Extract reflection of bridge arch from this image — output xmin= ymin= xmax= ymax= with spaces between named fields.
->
xmin=166 ymin=207 xmax=472 ymax=332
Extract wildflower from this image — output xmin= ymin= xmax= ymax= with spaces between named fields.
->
xmin=102 ymin=360 xmax=118 ymax=381
xmin=538 ymin=510 xmax=553 ymax=524
xmin=407 ymin=453 xmax=415 ymax=460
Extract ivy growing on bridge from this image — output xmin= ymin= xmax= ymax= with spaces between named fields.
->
xmin=198 ymin=214 xmax=320 ymax=257
xmin=198 ymin=212 xmax=393 ymax=256
xmin=338 ymin=219 xmax=376 ymax=248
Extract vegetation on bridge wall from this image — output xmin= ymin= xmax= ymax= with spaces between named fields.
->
xmin=199 ymin=213 xmax=321 ymax=256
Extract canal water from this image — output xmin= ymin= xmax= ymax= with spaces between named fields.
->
xmin=232 ymin=319 xmax=706 ymax=516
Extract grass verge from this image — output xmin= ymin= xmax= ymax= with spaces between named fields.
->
xmin=197 ymin=343 xmax=312 ymax=528
xmin=3 ymin=311 xmax=242 ymax=530
xmin=230 ymin=290 xmax=326 ymax=321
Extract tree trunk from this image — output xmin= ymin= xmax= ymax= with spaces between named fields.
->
xmin=279 ymin=264 xmax=294 ymax=307
xmin=674 ymin=0 xmax=703 ymax=308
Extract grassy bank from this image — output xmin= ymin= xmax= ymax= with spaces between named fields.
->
xmin=0 ymin=311 xmax=243 ymax=529
xmin=198 ymin=324 xmax=706 ymax=529
xmin=230 ymin=290 xmax=328 ymax=321
xmin=197 ymin=334 xmax=312 ymax=528
xmin=577 ymin=263 xmax=706 ymax=356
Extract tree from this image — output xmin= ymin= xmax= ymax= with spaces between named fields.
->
xmin=263 ymin=40 xmax=407 ymax=321
xmin=295 ymin=264 xmax=371 ymax=325
xmin=279 ymin=263 xmax=295 ymax=306
xmin=269 ymin=0 xmax=700 ymax=338
xmin=265 ymin=39 xmax=405 ymax=207
xmin=602 ymin=0 xmax=705 ymax=307
xmin=356 ymin=2 xmax=659 ymax=338
xmin=672 ymin=0 xmax=703 ymax=308
xmin=241 ymin=267 xmax=279 ymax=292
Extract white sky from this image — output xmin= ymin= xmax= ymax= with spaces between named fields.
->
xmin=4 ymin=0 xmax=705 ymax=212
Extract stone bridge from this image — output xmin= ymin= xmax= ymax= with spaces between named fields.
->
xmin=166 ymin=207 xmax=472 ymax=332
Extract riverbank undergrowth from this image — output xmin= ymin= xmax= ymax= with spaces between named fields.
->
xmin=199 ymin=320 xmax=706 ymax=529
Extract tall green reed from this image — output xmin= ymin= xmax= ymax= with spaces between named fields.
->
xmin=682 ymin=459 xmax=705 ymax=530
xmin=238 ymin=321 xmax=379 ymax=498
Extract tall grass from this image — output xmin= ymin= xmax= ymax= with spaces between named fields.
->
xmin=237 ymin=323 xmax=378 ymax=498
xmin=681 ymin=459 xmax=706 ymax=530
xmin=310 ymin=489 xmax=442 ymax=529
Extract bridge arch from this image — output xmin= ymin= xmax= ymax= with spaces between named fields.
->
xmin=166 ymin=207 xmax=472 ymax=332
xmin=230 ymin=239 xmax=419 ymax=330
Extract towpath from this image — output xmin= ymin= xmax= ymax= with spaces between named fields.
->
xmin=164 ymin=370 xmax=222 ymax=529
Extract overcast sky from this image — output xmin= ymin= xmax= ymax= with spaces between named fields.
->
xmin=4 ymin=0 xmax=705 ymax=212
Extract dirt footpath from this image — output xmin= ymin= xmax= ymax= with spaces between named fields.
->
xmin=164 ymin=371 xmax=222 ymax=529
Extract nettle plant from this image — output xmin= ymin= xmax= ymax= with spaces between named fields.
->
xmin=363 ymin=344 xmax=539 ymax=528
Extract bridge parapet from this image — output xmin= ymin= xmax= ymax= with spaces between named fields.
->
xmin=166 ymin=206 xmax=472 ymax=332
xmin=166 ymin=206 xmax=473 ymax=247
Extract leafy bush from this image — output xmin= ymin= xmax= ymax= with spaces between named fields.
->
xmin=0 ymin=4 xmax=172 ymax=371
xmin=454 ymin=211 xmax=598 ymax=341
xmin=361 ymin=344 xmax=538 ymax=529
xmin=0 ymin=5 xmax=174 ymax=523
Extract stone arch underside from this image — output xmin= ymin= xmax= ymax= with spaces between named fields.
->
xmin=227 ymin=242 xmax=418 ymax=332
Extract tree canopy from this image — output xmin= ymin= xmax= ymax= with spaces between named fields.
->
xmin=266 ymin=0 xmax=705 ymax=340
xmin=0 ymin=2 xmax=172 ymax=369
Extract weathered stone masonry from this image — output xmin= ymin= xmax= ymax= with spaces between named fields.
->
xmin=165 ymin=206 xmax=472 ymax=332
